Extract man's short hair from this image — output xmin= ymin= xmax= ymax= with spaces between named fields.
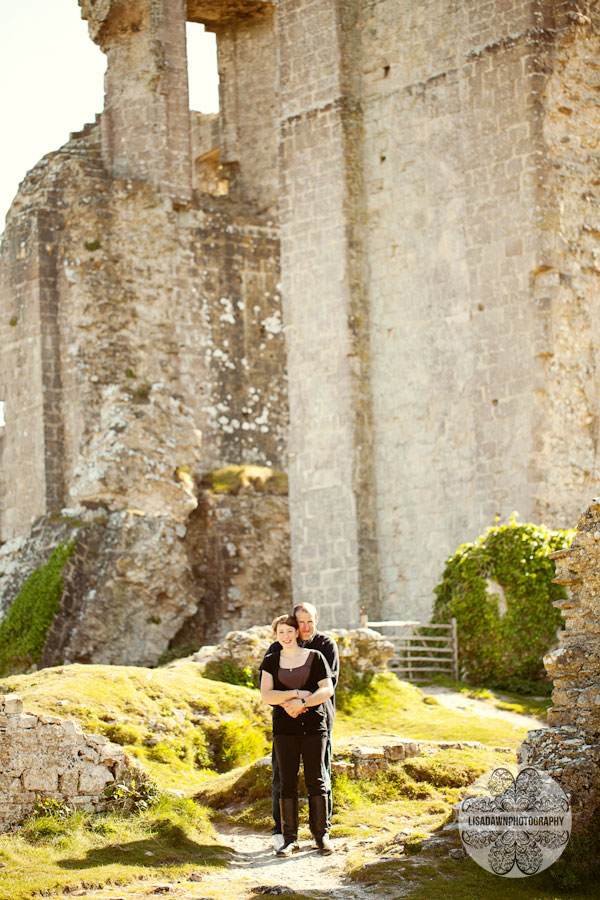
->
xmin=293 ymin=601 xmax=318 ymax=619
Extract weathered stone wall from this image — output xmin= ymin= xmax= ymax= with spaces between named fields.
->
xmin=171 ymin=488 xmax=291 ymax=649
xmin=210 ymin=10 xmax=279 ymax=213
xmin=280 ymin=0 xmax=600 ymax=622
xmin=0 ymin=121 xmax=286 ymax=539
xmin=4 ymin=0 xmax=600 ymax=654
xmin=0 ymin=0 xmax=287 ymax=662
xmin=0 ymin=693 xmax=130 ymax=832
xmin=535 ymin=8 xmax=600 ymax=520
xmin=519 ymin=497 xmax=600 ymax=829
xmin=361 ymin=0 xmax=550 ymax=617
xmin=279 ymin=0 xmax=374 ymax=626
xmin=0 ymin=485 xmax=291 ymax=669
xmin=79 ymin=0 xmax=194 ymax=203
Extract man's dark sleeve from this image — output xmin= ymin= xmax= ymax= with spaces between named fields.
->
xmin=313 ymin=651 xmax=332 ymax=683
xmin=260 ymin=651 xmax=277 ymax=678
xmin=319 ymin=635 xmax=339 ymax=689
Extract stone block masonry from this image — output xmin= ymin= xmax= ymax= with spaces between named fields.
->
xmin=279 ymin=0 xmax=375 ymax=626
xmin=277 ymin=0 xmax=600 ymax=625
xmin=79 ymin=0 xmax=194 ymax=203
xmin=0 ymin=693 xmax=131 ymax=832
xmin=519 ymin=497 xmax=600 ymax=830
xmin=0 ymin=122 xmax=287 ymax=541
xmin=4 ymin=0 xmax=600 ymax=652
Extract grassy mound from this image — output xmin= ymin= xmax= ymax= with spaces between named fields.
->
xmin=0 ymin=659 xmax=270 ymax=790
xmin=334 ymin=671 xmax=541 ymax=748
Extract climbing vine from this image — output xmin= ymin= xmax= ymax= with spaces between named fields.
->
xmin=432 ymin=517 xmax=574 ymax=691
xmin=0 ymin=540 xmax=75 ymax=676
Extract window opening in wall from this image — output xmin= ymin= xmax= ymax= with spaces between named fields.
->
xmin=0 ymin=401 xmax=5 ymax=428
xmin=187 ymin=22 xmax=227 ymax=197
xmin=186 ymin=23 xmax=219 ymax=113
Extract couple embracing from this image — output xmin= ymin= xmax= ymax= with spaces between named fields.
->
xmin=260 ymin=602 xmax=339 ymax=857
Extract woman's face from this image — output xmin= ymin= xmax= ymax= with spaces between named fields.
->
xmin=276 ymin=622 xmax=299 ymax=649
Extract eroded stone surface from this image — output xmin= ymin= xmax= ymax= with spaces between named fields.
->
xmin=519 ymin=498 xmax=600 ymax=829
xmin=0 ymin=693 xmax=131 ymax=832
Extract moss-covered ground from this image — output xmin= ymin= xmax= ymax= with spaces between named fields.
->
xmin=200 ymin=464 xmax=288 ymax=494
xmin=0 ymin=663 xmax=594 ymax=899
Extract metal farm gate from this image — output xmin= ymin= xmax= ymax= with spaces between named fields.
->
xmin=364 ymin=617 xmax=459 ymax=683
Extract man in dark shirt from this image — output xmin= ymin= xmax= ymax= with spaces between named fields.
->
xmin=262 ymin=602 xmax=340 ymax=850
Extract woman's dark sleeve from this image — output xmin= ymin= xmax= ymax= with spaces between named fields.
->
xmin=260 ymin=652 xmax=276 ymax=678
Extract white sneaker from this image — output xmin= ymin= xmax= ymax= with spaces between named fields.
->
xmin=271 ymin=834 xmax=285 ymax=852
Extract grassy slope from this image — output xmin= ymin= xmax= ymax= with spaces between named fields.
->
xmin=1 ymin=660 xmax=270 ymax=792
xmin=1 ymin=663 xmax=586 ymax=900
xmin=0 ymin=795 xmax=230 ymax=900
xmin=334 ymin=673 xmax=537 ymax=748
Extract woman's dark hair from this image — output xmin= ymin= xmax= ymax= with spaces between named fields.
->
xmin=272 ymin=614 xmax=298 ymax=633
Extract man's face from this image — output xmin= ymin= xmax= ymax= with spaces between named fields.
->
xmin=295 ymin=608 xmax=317 ymax=642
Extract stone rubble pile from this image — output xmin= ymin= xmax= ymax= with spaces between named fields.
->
xmin=337 ymin=740 xmax=491 ymax=779
xmin=193 ymin=626 xmax=395 ymax=677
xmin=0 ymin=693 xmax=132 ymax=832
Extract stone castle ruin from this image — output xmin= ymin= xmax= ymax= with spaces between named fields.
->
xmin=520 ymin=496 xmax=600 ymax=829
xmin=2 ymin=1 xmax=600 ymax=663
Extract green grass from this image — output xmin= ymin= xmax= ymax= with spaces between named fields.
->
xmin=0 ymin=794 xmax=230 ymax=900
xmin=0 ymin=660 xmax=270 ymax=791
xmin=423 ymin=673 xmax=552 ymax=719
xmin=334 ymin=672 xmax=539 ymax=748
xmin=352 ymin=852 xmax=597 ymax=900
xmin=200 ymin=464 xmax=288 ymax=494
xmin=0 ymin=540 xmax=75 ymax=676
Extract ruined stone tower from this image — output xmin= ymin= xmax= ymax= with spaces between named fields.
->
xmin=2 ymin=1 xmax=600 ymax=661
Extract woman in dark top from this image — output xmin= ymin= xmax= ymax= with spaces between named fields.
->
xmin=260 ymin=614 xmax=334 ymax=856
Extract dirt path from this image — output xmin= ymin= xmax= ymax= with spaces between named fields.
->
xmin=64 ymin=828 xmax=383 ymax=900
xmin=201 ymin=825 xmax=378 ymax=899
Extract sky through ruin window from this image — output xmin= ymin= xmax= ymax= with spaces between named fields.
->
xmin=186 ymin=23 xmax=219 ymax=113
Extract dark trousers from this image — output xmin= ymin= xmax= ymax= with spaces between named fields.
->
xmin=272 ymin=732 xmax=332 ymax=832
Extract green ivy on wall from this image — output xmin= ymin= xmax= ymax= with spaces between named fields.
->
xmin=432 ymin=517 xmax=574 ymax=691
xmin=0 ymin=540 xmax=75 ymax=676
